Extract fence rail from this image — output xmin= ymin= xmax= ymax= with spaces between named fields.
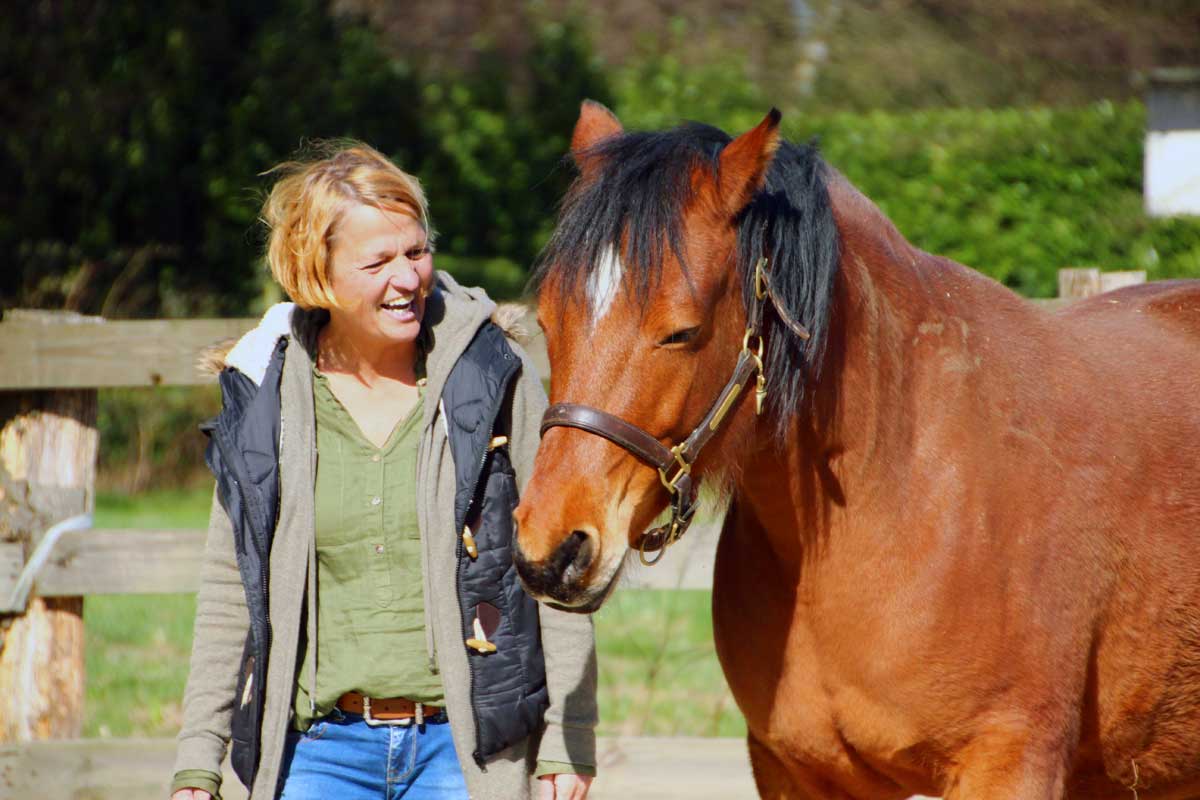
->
xmin=0 ymin=519 xmax=722 ymax=599
xmin=0 ymin=312 xmax=255 ymax=390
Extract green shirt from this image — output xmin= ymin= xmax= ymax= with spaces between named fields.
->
xmin=292 ymin=369 xmax=441 ymax=730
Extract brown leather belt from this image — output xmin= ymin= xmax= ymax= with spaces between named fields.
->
xmin=336 ymin=692 xmax=441 ymax=724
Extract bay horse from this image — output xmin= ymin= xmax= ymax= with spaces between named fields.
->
xmin=511 ymin=101 xmax=1200 ymax=799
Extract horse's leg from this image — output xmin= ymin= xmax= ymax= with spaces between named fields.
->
xmin=747 ymin=733 xmax=858 ymax=800
xmin=943 ymin=728 xmax=1073 ymax=800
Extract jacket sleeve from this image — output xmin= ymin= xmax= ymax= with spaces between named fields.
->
xmin=172 ymin=487 xmax=251 ymax=783
xmin=507 ymin=340 xmax=600 ymax=770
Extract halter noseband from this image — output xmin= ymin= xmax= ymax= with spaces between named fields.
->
xmin=539 ymin=257 xmax=808 ymax=566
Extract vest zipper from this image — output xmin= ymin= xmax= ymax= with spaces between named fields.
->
xmin=459 ymin=412 xmax=495 ymax=767
xmin=214 ymin=428 xmax=272 ymax=663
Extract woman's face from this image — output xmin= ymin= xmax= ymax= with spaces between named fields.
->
xmin=326 ymin=203 xmax=434 ymax=348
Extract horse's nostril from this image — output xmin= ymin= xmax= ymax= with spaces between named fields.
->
xmin=513 ymin=526 xmax=597 ymax=602
xmin=561 ymin=529 xmax=595 ymax=579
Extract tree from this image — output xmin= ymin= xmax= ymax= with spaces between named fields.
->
xmin=1 ymin=0 xmax=427 ymax=316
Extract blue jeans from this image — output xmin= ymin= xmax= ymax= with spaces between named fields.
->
xmin=277 ymin=710 xmax=468 ymax=800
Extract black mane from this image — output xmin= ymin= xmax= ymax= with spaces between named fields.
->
xmin=532 ymin=120 xmax=840 ymax=434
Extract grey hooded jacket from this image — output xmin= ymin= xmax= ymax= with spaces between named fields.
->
xmin=173 ymin=273 xmax=598 ymax=798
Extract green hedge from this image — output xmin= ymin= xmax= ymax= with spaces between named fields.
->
xmin=794 ymin=101 xmax=1200 ymax=297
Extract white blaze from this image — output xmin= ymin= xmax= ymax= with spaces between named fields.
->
xmin=587 ymin=245 xmax=623 ymax=322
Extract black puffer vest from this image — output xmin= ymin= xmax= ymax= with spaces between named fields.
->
xmin=202 ymin=319 xmax=548 ymax=789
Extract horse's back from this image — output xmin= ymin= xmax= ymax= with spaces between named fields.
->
xmin=1058 ymin=279 xmax=1200 ymax=342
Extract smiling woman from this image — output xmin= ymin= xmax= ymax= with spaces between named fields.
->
xmin=170 ymin=142 xmax=598 ymax=800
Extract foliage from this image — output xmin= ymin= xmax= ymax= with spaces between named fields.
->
xmin=418 ymin=18 xmax=613 ymax=272
xmin=791 ymin=101 xmax=1200 ymax=296
xmin=97 ymin=387 xmax=221 ymax=492
xmin=1 ymin=0 xmax=431 ymax=317
xmin=607 ymin=18 xmax=773 ymax=135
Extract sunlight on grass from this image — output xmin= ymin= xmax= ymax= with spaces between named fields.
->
xmin=95 ymin=486 xmax=214 ymax=529
xmin=84 ymin=593 xmax=196 ymax=738
xmin=595 ymin=589 xmax=745 ymax=738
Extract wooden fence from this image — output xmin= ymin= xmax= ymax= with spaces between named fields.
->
xmin=0 ymin=268 xmax=1143 ymax=799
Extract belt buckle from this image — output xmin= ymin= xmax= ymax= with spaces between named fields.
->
xmin=362 ymin=696 xmax=417 ymax=727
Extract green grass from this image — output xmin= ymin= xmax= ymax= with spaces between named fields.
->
xmin=85 ymin=490 xmax=743 ymax=739
xmin=84 ymin=593 xmax=197 ymax=738
xmin=594 ymin=589 xmax=745 ymax=738
xmin=94 ymin=486 xmax=214 ymax=529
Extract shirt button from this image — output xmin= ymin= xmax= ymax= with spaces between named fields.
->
xmin=371 ymin=496 xmax=381 ymax=506
xmin=371 ymin=454 xmax=381 ymax=462
xmin=375 ymin=544 xmax=384 ymax=554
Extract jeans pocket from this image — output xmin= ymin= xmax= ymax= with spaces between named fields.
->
xmin=302 ymin=718 xmax=331 ymax=742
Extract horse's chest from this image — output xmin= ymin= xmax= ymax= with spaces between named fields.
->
xmin=712 ymin=533 xmax=942 ymax=793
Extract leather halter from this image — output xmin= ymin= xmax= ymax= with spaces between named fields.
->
xmin=539 ymin=257 xmax=809 ymax=566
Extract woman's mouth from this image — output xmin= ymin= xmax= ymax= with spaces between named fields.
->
xmin=380 ymin=295 xmax=418 ymax=321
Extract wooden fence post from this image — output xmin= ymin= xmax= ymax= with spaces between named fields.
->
xmin=0 ymin=311 xmax=99 ymax=743
xmin=1057 ymin=268 xmax=1103 ymax=299
xmin=1058 ymin=268 xmax=1147 ymax=300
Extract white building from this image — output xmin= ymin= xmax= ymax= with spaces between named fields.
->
xmin=1145 ymin=68 xmax=1200 ymax=218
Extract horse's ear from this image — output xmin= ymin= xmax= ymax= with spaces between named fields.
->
xmin=717 ymin=108 xmax=782 ymax=216
xmin=571 ymin=100 xmax=623 ymax=177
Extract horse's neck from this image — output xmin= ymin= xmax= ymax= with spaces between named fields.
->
xmin=738 ymin=175 xmax=985 ymax=563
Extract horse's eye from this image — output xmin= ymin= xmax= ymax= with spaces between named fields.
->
xmin=658 ymin=327 xmax=700 ymax=347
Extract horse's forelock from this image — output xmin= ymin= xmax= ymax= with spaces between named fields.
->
xmin=532 ymin=123 xmax=730 ymax=312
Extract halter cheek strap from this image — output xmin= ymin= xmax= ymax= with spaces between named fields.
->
xmin=540 ymin=257 xmax=804 ymax=566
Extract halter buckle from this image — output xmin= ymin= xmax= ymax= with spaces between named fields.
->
xmin=754 ymin=256 xmax=769 ymax=300
xmin=657 ymin=443 xmax=692 ymax=494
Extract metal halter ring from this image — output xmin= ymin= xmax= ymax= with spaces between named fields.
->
xmin=638 ymin=522 xmax=677 ymax=567
xmin=754 ymin=256 xmax=769 ymax=300
xmin=742 ymin=329 xmax=764 ymax=362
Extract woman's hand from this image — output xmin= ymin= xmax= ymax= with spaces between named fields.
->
xmin=171 ymin=790 xmax=212 ymax=800
xmin=537 ymin=773 xmax=593 ymax=800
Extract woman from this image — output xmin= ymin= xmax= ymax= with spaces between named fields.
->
xmin=170 ymin=143 xmax=597 ymax=800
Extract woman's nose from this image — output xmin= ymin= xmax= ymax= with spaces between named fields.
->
xmin=385 ymin=259 xmax=421 ymax=290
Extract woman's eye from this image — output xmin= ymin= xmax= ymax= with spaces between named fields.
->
xmin=361 ymin=254 xmax=393 ymax=271
xmin=406 ymin=246 xmax=431 ymax=261
xmin=658 ymin=327 xmax=699 ymax=347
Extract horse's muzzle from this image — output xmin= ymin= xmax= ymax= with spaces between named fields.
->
xmin=513 ymin=527 xmax=605 ymax=610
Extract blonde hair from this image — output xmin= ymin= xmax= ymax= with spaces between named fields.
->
xmin=260 ymin=141 xmax=432 ymax=309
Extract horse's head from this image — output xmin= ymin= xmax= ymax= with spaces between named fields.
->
xmin=513 ymin=101 xmax=837 ymax=611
